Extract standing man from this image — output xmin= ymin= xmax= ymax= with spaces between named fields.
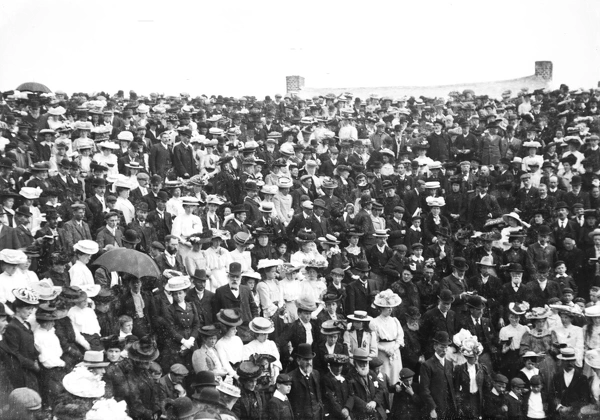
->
xmin=172 ymin=129 xmax=198 ymax=178
xmin=468 ymin=180 xmax=500 ymax=231
xmin=287 ymin=343 xmax=324 ymax=420
xmin=212 ymin=262 xmax=259 ymax=335
xmin=149 ymin=131 xmax=173 ymax=177
xmin=62 ymin=203 xmax=92 ymax=251
xmin=420 ymin=331 xmax=456 ymax=420
xmin=421 ymin=290 xmax=457 ymax=359
xmin=186 ymin=269 xmax=215 ymax=326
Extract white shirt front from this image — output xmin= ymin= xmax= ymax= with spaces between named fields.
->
xmin=300 ymin=320 xmax=313 ymax=345
xmin=527 ymin=391 xmax=545 ymax=419
xmin=34 ymin=327 xmax=66 ymax=369
xmin=468 ymin=363 xmax=478 ymax=393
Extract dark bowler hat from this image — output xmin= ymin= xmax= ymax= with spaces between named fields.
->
xmin=191 ymin=269 xmax=208 ymax=282
xmin=191 ymin=371 xmax=218 ymax=388
xmin=452 ymin=257 xmax=469 ymax=271
xmin=16 ymin=205 xmax=32 ymax=217
xmin=294 ymin=343 xmax=315 ymax=359
xmin=122 ymin=229 xmax=141 ymax=244
xmin=438 ymin=289 xmax=455 ymax=303
xmin=353 ymin=261 xmax=371 ymax=272
xmin=466 ymin=295 xmax=485 ymax=310
xmin=432 ymin=331 xmax=451 ymax=345
xmin=228 ymin=262 xmax=242 ymax=276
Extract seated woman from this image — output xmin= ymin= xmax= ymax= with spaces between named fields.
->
xmin=243 ymin=317 xmax=282 ymax=387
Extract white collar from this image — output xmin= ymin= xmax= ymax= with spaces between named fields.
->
xmin=273 ymin=390 xmax=288 ymax=401
xmin=435 ymin=353 xmax=445 ymax=365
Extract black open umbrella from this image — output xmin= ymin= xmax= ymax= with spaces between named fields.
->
xmin=92 ymin=248 xmax=160 ymax=278
xmin=16 ymin=82 xmax=51 ymax=94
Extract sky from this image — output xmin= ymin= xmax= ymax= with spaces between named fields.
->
xmin=1 ymin=0 xmax=599 ymax=97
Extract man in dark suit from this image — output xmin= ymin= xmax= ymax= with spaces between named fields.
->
xmin=353 ymin=195 xmax=376 ymax=249
xmin=311 ymin=199 xmax=330 ymax=238
xmin=142 ymin=175 xmax=164 ymax=212
xmin=0 ymin=214 xmax=22 ymax=251
xmin=155 ymin=235 xmax=187 ymax=275
xmin=149 ymin=132 xmax=172 ymax=177
xmin=127 ymin=202 xmax=157 ymax=254
xmin=95 ymin=212 xmax=123 ymax=249
xmin=212 ymin=262 xmax=259 ymax=329
xmin=251 ymin=202 xmax=283 ymax=238
xmin=146 ymin=191 xmax=172 ymax=243
xmin=50 ymin=158 xmax=72 ymax=201
xmin=468 ymin=180 xmax=501 ymax=231
xmin=403 ymin=181 xmax=425 ymax=219
xmin=278 ymin=297 xmax=320 ymax=356
xmin=321 ymin=354 xmax=354 ymax=420
xmin=551 ymin=347 xmax=589 ymax=417
xmin=85 ymin=178 xmax=107 ymax=234
xmin=14 ymin=206 xmax=34 ymax=247
xmin=468 ymin=256 xmax=504 ymax=327
xmin=186 ymin=269 xmax=215 ymax=326
xmin=291 ymin=176 xmax=317 ymax=210
xmin=172 ymin=129 xmax=198 ymax=178
xmin=118 ymin=142 xmax=146 ymax=174
xmin=419 ymin=331 xmax=456 ymax=420
xmin=523 ymin=261 xmax=563 ymax=308
xmin=286 ymin=201 xmax=314 ymax=238
xmin=456 ymin=295 xmax=497 ymax=374
xmin=499 ymin=264 xmax=528 ymax=322
xmin=346 ymin=348 xmax=386 ymax=420
xmin=287 ymin=343 xmax=324 ymax=420
xmin=439 ymin=257 xmax=470 ymax=316
xmin=345 ymin=261 xmax=379 ymax=317
xmin=421 ymin=290 xmax=457 ymax=359
xmin=551 ymin=201 xmax=578 ymax=250
xmin=62 ymin=203 xmax=92 ymax=252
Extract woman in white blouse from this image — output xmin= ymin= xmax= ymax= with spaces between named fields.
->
xmin=214 ymin=309 xmax=244 ymax=379
xmin=93 ymin=141 xmax=119 ymax=177
xmin=551 ymin=305 xmax=584 ymax=368
xmin=113 ymin=179 xmax=135 ymax=224
xmin=279 ymin=263 xmax=303 ymax=323
xmin=344 ymin=310 xmax=378 ymax=364
xmin=256 ymin=260 xmax=283 ymax=319
xmin=171 ymin=197 xmax=203 ymax=260
xmin=499 ymin=302 xmax=531 ymax=380
xmin=369 ymin=290 xmax=404 ymax=386
xmin=243 ymin=317 xmax=282 ymax=386
xmin=204 ymin=233 xmax=231 ymax=292
xmin=272 ymin=177 xmax=293 ymax=226
xmin=581 ymin=349 xmax=600 ymax=417
xmin=0 ymin=249 xmax=32 ymax=313
xmin=69 ymin=240 xmax=99 ymax=288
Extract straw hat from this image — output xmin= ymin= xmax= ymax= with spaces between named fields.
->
xmin=249 ymin=317 xmax=275 ymax=334
xmin=217 ymin=309 xmax=243 ymax=327
xmin=584 ymin=305 xmax=600 ymax=317
xmin=585 ymin=349 xmax=600 ymax=369
xmin=216 ymin=377 xmax=241 ymax=398
xmin=80 ymin=350 xmax=110 ymax=368
xmin=509 ymin=302 xmax=530 ymax=316
xmin=256 ymin=259 xmax=280 ymax=271
xmin=347 ymin=310 xmax=373 ymax=322
xmin=296 ymin=296 xmax=317 ymax=312
xmin=164 ymin=276 xmax=192 ymax=292
xmin=73 ymin=240 xmax=99 ymax=255
xmin=12 ymin=287 xmax=39 ymax=305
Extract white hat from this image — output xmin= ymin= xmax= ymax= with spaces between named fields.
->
xmin=114 ymin=178 xmax=133 ymax=189
xmin=261 ymin=185 xmax=278 ymax=195
xmin=0 ymin=249 xmax=28 ymax=265
xmin=137 ymin=104 xmax=149 ymax=114
xmin=373 ymin=290 xmax=402 ymax=308
xmin=277 ymin=177 xmax=293 ymax=188
xmin=98 ymin=140 xmax=119 ymax=150
xmin=585 ymin=348 xmax=600 ymax=369
xmin=206 ymin=195 xmax=224 ymax=205
xmin=63 ymin=366 xmax=105 ymax=398
xmin=216 ymin=376 xmax=241 ymax=398
xmin=584 ymin=305 xmax=600 ymax=317
xmin=164 ymin=276 xmax=192 ymax=292
xmin=117 ymin=131 xmax=134 ymax=142
xmin=19 ymin=187 xmax=42 ymax=200
xmin=80 ymin=284 xmax=101 ymax=298
xmin=257 ymin=259 xmax=280 ymax=271
xmin=181 ymin=196 xmax=200 ymax=206
xmin=73 ymin=240 xmax=99 ymax=255
xmin=249 ymin=317 xmax=275 ymax=334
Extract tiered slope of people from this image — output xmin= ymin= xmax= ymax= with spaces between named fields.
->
xmin=0 ymin=86 xmax=600 ymax=419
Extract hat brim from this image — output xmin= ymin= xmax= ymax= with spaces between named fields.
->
xmin=218 ymin=313 xmax=243 ymax=327
xmin=249 ymin=325 xmax=275 ymax=334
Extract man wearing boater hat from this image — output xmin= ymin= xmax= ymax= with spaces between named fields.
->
xmin=551 ymin=346 xmax=589 ymax=418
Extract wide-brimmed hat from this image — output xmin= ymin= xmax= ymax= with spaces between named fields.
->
xmin=509 ymin=302 xmax=529 ymax=315
xmin=584 ymin=305 xmax=600 ymax=317
xmin=63 ymin=366 xmax=105 ymax=398
xmin=522 ymin=351 xmax=543 ymax=361
xmin=216 ymin=379 xmax=241 ymax=398
xmin=0 ymin=249 xmax=27 ymax=265
xmin=525 ymin=306 xmax=552 ymax=320
xmin=373 ymin=290 xmax=402 ymax=308
xmin=12 ymin=287 xmax=40 ymax=305
xmin=198 ymin=325 xmax=219 ymax=336
xmin=35 ymin=302 xmax=67 ymax=321
xmin=296 ymin=296 xmax=317 ymax=312
xmin=557 ymin=347 xmax=577 ymax=361
xmin=249 ymin=317 xmax=275 ymax=334
xmin=164 ymin=276 xmax=192 ymax=292
xmin=31 ymin=280 xmax=62 ymax=301
xmin=320 ymin=319 xmax=345 ymax=335
xmin=318 ymin=234 xmax=340 ymax=246
xmin=459 ymin=335 xmax=483 ymax=357
xmin=502 ymin=212 xmax=523 ymax=225
xmin=165 ymin=397 xmax=200 ymax=420
xmin=347 ymin=310 xmax=373 ymax=322
xmin=73 ymin=240 xmax=99 ymax=255
xmin=476 ymin=256 xmax=495 ymax=267
xmin=80 ymin=350 xmax=110 ymax=368
xmin=324 ymin=354 xmax=349 ymax=365
xmin=294 ymin=343 xmax=316 ymax=359
xmin=351 ymin=348 xmax=372 ymax=362
xmin=128 ymin=336 xmax=159 ymax=361
xmin=466 ymin=295 xmax=485 ymax=310
xmin=585 ymin=348 xmax=600 ymax=369
xmin=296 ymin=228 xmax=317 ymax=243
xmin=256 ymin=259 xmax=280 ymax=271
xmin=217 ymin=308 xmax=243 ymax=327
xmin=237 ymin=361 xmax=262 ymax=380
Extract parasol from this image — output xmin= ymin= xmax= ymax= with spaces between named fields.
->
xmin=16 ymin=82 xmax=52 ymax=94
xmin=92 ymin=248 xmax=160 ymax=278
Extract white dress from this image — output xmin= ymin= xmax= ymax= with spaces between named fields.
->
xmin=0 ymin=270 xmax=34 ymax=307
xmin=256 ymin=279 xmax=283 ymax=318
xmin=68 ymin=306 xmax=101 ymax=336
xmin=279 ymin=278 xmax=301 ymax=322
xmin=171 ymin=213 xmax=203 ymax=260
xmin=369 ymin=315 xmax=404 ymax=386
xmin=92 ymin=153 xmax=119 ymax=176
xmin=215 ymin=335 xmax=244 ymax=378
xmin=552 ymin=324 xmax=584 ymax=367
xmin=114 ymin=197 xmax=135 ymax=224
xmin=204 ymin=247 xmax=231 ymax=291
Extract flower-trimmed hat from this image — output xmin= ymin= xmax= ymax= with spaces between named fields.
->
xmin=296 ymin=228 xmax=317 ymax=243
xmin=324 ymin=354 xmax=349 ymax=365
xmin=12 ymin=287 xmax=40 ymax=305
xmin=373 ymin=290 xmax=402 ymax=308
xmin=525 ymin=306 xmax=552 ymax=320
xmin=509 ymin=302 xmax=530 ymax=315
xmin=128 ymin=336 xmax=159 ymax=361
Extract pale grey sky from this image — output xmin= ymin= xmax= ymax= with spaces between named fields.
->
xmin=1 ymin=0 xmax=599 ymax=97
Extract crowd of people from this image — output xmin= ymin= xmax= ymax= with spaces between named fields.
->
xmin=0 ymin=84 xmax=600 ymax=419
